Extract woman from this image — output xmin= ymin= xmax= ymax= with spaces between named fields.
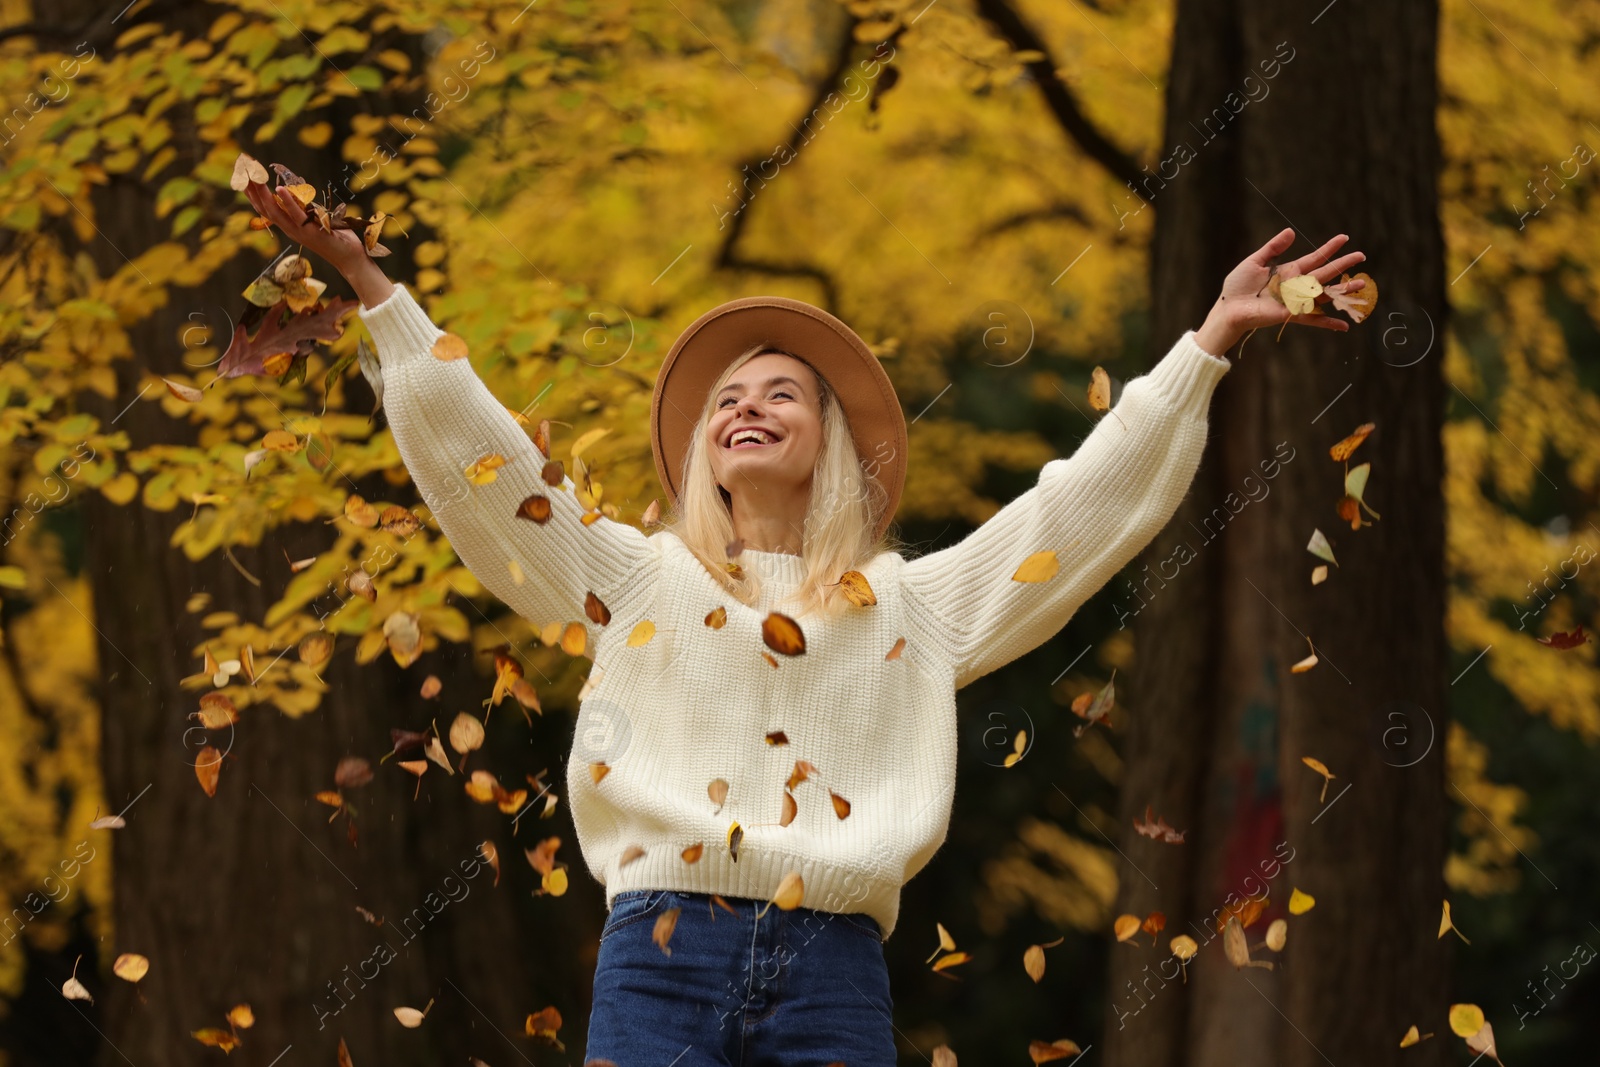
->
xmin=246 ymin=180 xmax=1363 ymax=1066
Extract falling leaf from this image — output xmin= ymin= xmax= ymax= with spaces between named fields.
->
xmin=420 ymin=675 xmax=441 ymax=699
xmin=346 ymin=568 xmax=376 ymax=602
xmin=1465 ymin=1020 xmax=1502 ymax=1065
xmin=1028 ymin=1039 xmax=1083 ymax=1064
xmin=1290 ymin=636 xmax=1319 ymax=674
xmin=682 ymin=842 xmax=704 ymax=863
xmin=772 ymin=872 xmax=805 ymax=910
xmin=1288 ymin=887 xmax=1316 ymax=915
xmin=342 ymin=494 xmax=379 ymax=527
xmin=653 ymin=908 xmax=681 ymax=955
xmin=337 ymin=1037 xmax=353 ymax=1067
xmin=933 ymin=1046 xmax=958 ymax=1067
xmin=449 ymin=712 xmax=485 ymax=755
xmin=163 ymin=377 xmax=204 ymax=402
xmin=1142 ymin=912 xmax=1166 ymax=944
xmin=424 ymin=734 xmax=454 ymax=775
xmin=886 ymin=636 xmax=906 ymax=660
xmin=705 ymin=606 xmax=728 ymax=628
xmin=1133 ymin=804 xmax=1186 ymax=844
xmin=591 ymin=762 xmax=610 ymax=785
xmin=1329 ymin=421 xmax=1375 ymax=462
xmin=515 ymin=493 xmax=552 ymax=524
xmin=1223 ymin=915 xmax=1274 ymax=970
xmin=335 ymin=757 xmax=373 ymax=789
xmin=1343 ymin=462 xmax=1380 ymax=522
xmin=570 ymin=426 xmax=611 ymax=460
xmin=525 ymin=1005 xmax=564 ymax=1050
xmin=786 ymin=760 xmax=817 ymax=791
xmin=218 ymin=296 xmax=359 ymax=379
xmin=195 ymin=746 xmax=223 ymax=797
xmin=765 ymin=730 xmax=789 ymax=745
xmin=626 ymin=620 xmax=656 ymax=646
xmin=191 ymin=1028 xmax=238 ymax=1051
xmin=1265 ymin=918 xmax=1287 ymax=951
xmin=1301 ymin=756 xmax=1336 ymax=803
xmin=1537 ymin=625 xmax=1588 ymax=649
xmin=431 ymin=333 xmax=469 ymax=361
xmin=1306 ymin=528 xmax=1338 ymax=565
xmin=1170 ymin=934 xmax=1198 ymax=961
xmin=1439 ymin=899 xmax=1470 ymax=943
xmin=779 ymin=791 xmax=797 ymax=826
xmin=1311 ymin=565 xmax=1329 ymax=585
xmin=61 ymin=955 xmax=92 ymax=1003
xmin=394 ymin=997 xmax=433 ymax=1028
xmin=561 ymin=622 xmax=587 ymax=657
xmin=228 ymin=1004 xmax=254 ymax=1029
xmin=708 ymin=778 xmax=729 ymax=812
xmin=1012 ymin=550 xmax=1059 ymax=583
xmin=89 ymin=813 xmax=126 ymax=830
xmin=761 ymin=612 xmax=806 ymax=656
xmin=1398 ymin=1024 xmax=1433 ymax=1048
xmin=1448 ymin=1003 xmax=1485 ymax=1039
xmin=727 ymin=821 xmax=743 ymax=862
xmin=194 ymin=693 xmax=239 ymax=729
xmin=1113 ymin=914 xmax=1142 ymax=943
xmin=619 ymin=844 xmax=646 ymax=868
xmin=838 ymin=570 xmax=877 ymax=606
xmin=1070 ymin=670 xmax=1116 ymax=736
xmin=1003 ymin=729 xmax=1027 ymax=766
xmin=465 ymin=453 xmax=507 ymax=486
xmin=1216 ymin=895 xmax=1270 ymax=932
xmin=931 ymin=951 xmax=971 ymax=974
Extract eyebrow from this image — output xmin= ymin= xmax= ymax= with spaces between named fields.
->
xmin=717 ymin=375 xmax=805 ymax=399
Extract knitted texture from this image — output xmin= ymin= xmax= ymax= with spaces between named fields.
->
xmin=358 ymin=283 xmax=1231 ymax=940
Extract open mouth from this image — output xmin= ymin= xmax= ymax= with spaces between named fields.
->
xmin=726 ymin=428 xmax=783 ymax=449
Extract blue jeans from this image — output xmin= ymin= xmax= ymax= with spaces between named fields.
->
xmin=585 ymin=889 xmax=898 ymax=1066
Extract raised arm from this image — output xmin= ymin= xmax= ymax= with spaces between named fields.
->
xmin=356 ymin=282 xmax=655 ymax=650
xmin=899 ymin=332 xmax=1230 ymax=690
xmin=899 ymin=227 xmax=1370 ymax=690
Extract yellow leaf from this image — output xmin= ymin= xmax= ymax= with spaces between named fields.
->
xmin=1013 ymin=549 xmax=1059 ymax=583
xmin=1448 ymin=1003 xmax=1485 ymax=1039
xmin=1278 ymin=273 xmax=1323 ymax=315
xmin=1439 ymin=899 xmax=1470 ymax=943
xmin=1113 ymin=914 xmax=1142 ymax=942
xmin=771 ymin=871 xmax=805 ymax=910
xmin=626 ymin=620 xmax=656 ymax=646
xmin=1287 ymin=887 xmax=1315 ymax=915
xmin=112 ymin=953 xmax=149 ymax=982
xmin=465 ymin=453 xmax=506 ymax=485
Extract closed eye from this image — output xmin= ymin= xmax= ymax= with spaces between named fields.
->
xmin=718 ymin=390 xmax=794 ymax=408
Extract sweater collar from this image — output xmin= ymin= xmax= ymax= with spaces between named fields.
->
xmin=740 ymin=547 xmax=808 ymax=587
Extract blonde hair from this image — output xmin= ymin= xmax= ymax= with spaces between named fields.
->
xmin=660 ymin=341 xmax=906 ymax=619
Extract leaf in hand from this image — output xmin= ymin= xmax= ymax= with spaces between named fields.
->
xmin=219 ymin=297 xmax=360 ymax=378
xmin=1325 ymin=272 xmax=1378 ymax=323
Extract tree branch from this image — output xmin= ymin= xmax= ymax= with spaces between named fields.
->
xmin=972 ymin=0 xmax=1152 ymax=200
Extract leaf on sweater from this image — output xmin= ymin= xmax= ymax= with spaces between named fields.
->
xmin=837 ymin=569 xmax=877 ymax=606
xmin=681 ymin=842 xmax=704 ymax=863
xmin=626 ymin=620 xmax=656 ymax=646
xmin=541 ymin=460 xmax=564 ymax=486
xmin=771 ymin=872 xmax=805 ymax=910
xmin=1290 ymin=636 xmax=1318 ymax=674
xmin=431 ymin=332 xmax=468 ymax=361
xmin=780 ymin=790 xmax=797 ymax=826
xmin=786 ymin=761 xmax=816 ymax=791
xmin=653 ymin=908 xmax=681 ymax=956
xmin=829 ymin=789 xmax=851 ymax=819
xmin=619 ymin=844 xmax=646 ymax=867
xmin=465 ymin=452 xmax=507 ymax=486
xmin=761 ymin=612 xmax=806 ymax=656
xmin=1087 ymin=367 xmax=1111 ymax=412
xmin=219 ymin=296 xmax=358 ymax=378
xmin=1012 ymin=549 xmax=1059 ymax=583
xmin=590 ymin=762 xmax=610 ymax=785
xmin=516 ymin=493 xmax=552 ymax=523
xmin=642 ymin=498 xmax=662 ymax=526
xmin=585 ymin=591 xmax=611 ymax=626
xmin=706 ymin=606 xmax=728 ymax=628
xmin=886 ymin=636 xmax=906 ymax=660
xmin=765 ymin=730 xmax=789 ymax=745
xmin=727 ymin=821 xmax=743 ymax=862
xmin=708 ymin=778 xmax=729 ymax=811
xmin=1028 ymin=1039 xmax=1082 ymax=1063
xmin=1133 ymin=804 xmax=1186 ymax=844
xmin=560 ymin=622 xmax=587 ymax=657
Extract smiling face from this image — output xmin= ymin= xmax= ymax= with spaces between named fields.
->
xmin=706 ymin=351 xmax=824 ymax=499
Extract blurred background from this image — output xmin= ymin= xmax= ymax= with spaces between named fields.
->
xmin=0 ymin=0 xmax=1595 ymax=1063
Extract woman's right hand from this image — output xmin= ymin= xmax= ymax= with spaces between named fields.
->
xmin=243 ymin=180 xmax=368 ymax=277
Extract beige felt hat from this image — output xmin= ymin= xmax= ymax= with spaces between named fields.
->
xmin=650 ymin=295 xmax=906 ymax=543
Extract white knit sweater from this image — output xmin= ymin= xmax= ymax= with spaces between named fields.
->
xmin=357 ymin=283 xmax=1231 ymax=940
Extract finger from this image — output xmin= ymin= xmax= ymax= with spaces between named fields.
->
xmin=1248 ymin=227 xmax=1296 ymax=267
xmin=1293 ymin=233 xmax=1349 ymax=275
xmin=1309 ymin=251 xmax=1366 ymax=284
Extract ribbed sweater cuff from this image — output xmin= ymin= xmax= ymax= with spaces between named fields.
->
xmin=1144 ymin=330 xmax=1232 ymax=412
xmin=357 ymin=282 xmax=444 ymax=368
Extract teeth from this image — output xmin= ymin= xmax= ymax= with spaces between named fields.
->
xmin=731 ymin=430 xmax=775 ymax=446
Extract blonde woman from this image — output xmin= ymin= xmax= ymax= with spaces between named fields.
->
xmin=247 ymin=179 xmax=1362 ymax=1067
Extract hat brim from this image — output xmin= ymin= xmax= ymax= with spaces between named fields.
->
xmin=650 ymin=295 xmax=906 ymax=544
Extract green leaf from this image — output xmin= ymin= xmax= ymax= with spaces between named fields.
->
xmin=345 ymin=65 xmax=384 ymax=91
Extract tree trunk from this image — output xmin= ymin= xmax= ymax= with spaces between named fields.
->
xmin=45 ymin=5 xmax=584 ymax=1063
xmin=1106 ymin=4 xmax=1451 ymax=1066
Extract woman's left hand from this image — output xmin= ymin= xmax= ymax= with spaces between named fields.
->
xmin=1194 ymin=228 xmax=1367 ymax=357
